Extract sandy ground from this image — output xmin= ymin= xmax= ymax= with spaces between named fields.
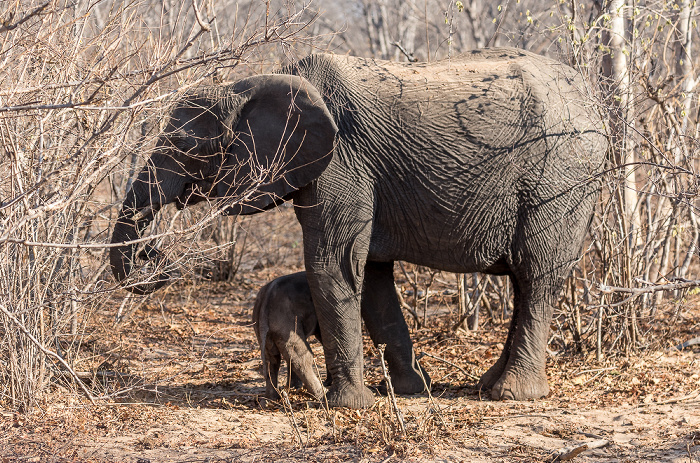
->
xmin=69 ymin=392 xmax=700 ymax=462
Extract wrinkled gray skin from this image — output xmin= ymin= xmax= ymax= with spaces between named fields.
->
xmin=253 ymin=272 xmax=326 ymax=402
xmin=110 ymin=48 xmax=607 ymax=409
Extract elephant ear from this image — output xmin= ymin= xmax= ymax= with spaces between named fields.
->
xmin=215 ymin=74 xmax=337 ymax=215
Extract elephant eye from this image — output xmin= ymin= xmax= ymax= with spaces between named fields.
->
xmin=167 ymin=133 xmax=196 ymax=154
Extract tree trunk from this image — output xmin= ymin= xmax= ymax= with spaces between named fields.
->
xmin=603 ymin=0 xmax=640 ymax=259
xmin=602 ymin=0 xmax=639 ymax=344
xmin=674 ymin=0 xmax=698 ymax=281
xmin=456 ymin=273 xmax=481 ymax=332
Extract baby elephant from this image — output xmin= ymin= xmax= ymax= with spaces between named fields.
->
xmin=252 ymin=272 xmax=327 ymax=402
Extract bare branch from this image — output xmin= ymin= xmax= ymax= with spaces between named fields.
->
xmin=191 ymin=0 xmax=211 ymax=32
xmin=0 ymin=303 xmax=96 ymax=404
xmin=599 ymin=279 xmax=700 ymax=296
xmin=0 ymin=1 xmax=50 ymax=33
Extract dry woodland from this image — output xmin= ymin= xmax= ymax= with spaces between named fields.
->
xmin=1 ymin=0 xmax=699 ymax=461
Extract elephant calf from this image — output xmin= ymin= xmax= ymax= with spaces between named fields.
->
xmin=252 ymin=272 xmax=326 ymax=402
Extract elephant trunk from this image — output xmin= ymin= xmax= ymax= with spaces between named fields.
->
xmin=110 ymin=161 xmax=183 ymax=294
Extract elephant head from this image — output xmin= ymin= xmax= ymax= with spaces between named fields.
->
xmin=110 ymin=75 xmax=337 ymax=294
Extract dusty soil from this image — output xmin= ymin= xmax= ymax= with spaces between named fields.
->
xmin=1 ymin=207 xmax=699 ymax=462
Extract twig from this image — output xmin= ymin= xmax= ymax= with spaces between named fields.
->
xmin=398 ymin=262 xmax=421 ymax=328
xmin=0 ymin=1 xmax=51 ymax=33
xmin=482 ymin=414 xmax=555 ymax=420
xmin=572 ymin=366 xmax=617 ymax=377
xmin=391 ymin=42 xmax=417 ymax=62
xmin=593 ymin=279 xmax=700 ymax=308
xmin=419 ymin=351 xmax=480 ymax=381
xmin=377 ymin=344 xmax=406 ymax=436
xmin=312 ymin=360 xmax=332 ymax=420
xmin=0 ymin=91 xmax=179 ymax=113
xmin=487 ymin=0 xmax=511 ymax=47
xmin=414 ymin=355 xmax=448 ymax=430
xmin=599 ymin=279 xmax=700 ymax=295
xmin=552 ymin=439 xmax=608 ymax=461
xmin=0 ymin=174 xmax=267 ymax=248
xmin=280 ymin=390 xmax=305 ymax=447
xmin=646 ymin=389 xmax=700 ymax=406
xmin=0 ymin=303 xmax=96 ymax=404
xmin=452 ymin=275 xmax=488 ymax=332
xmin=394 ymin=283 xmax=421 ymax=328
xmin=93 ymin=402 xmax=165 ymax=407
xmin=191 ymin=0 xmax=211 ymax=32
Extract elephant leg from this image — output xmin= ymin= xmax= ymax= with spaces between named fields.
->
xmin=486 ymin=231 xmax=576 ymax=400
xmin=288 ymin=366 xmax=303 ymax=389
xmin=488 ymin=275 xmax=553 ymax=400
xmin=361 ymin=261 xmax=429 ymax=394
xmin=263 ymin=338 xmax=282 ymax=400
xmin=323 ymin=361 xmax=333 ymax=388
xmin=485 ymin=200 xmax=590 ymax=401
xmin=282 ymin=330 xmax=324 ymax=400
xmin=477 ymin=277 xmax=521 ymax=390
xmin=295 ymin=183 xmax=375 ymax=409
xmin=306 ymin=263 xmax=375 ymax=408
xmin=314 ymin=331 xmax=333 ymax=388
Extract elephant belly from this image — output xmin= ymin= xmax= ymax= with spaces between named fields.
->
xmin=368 ymin=205 xmax=514 ymax=275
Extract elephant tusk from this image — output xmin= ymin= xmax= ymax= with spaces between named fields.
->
xmin=132 ymin=205 xmax=154 ymax=221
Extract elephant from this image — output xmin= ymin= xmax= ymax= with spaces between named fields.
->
xmin=110 ymin=47 xmax=607 ymax=409
xmin=252 ymin=272 xmax=326 ymax=402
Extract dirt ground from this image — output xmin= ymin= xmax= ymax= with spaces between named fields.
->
xmin=1 ymin=208 xmax=699 ymax=462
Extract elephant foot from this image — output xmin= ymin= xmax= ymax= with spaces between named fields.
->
xmin=322 ymin=375 xmax=333 ymax=388
xmin=477 ymin=359 xmax=507 ymax=391
xmin=489 ymin=368 xmax=549 ymax=401
xmin=391 ymin=364 xmax=431 ymax=395
xmin=325 ymin=383 xmax=375 ymax=409
xmin=264 ymin=387 xmax=281 ymax=401
xmin=259 ymin=392 xmax=280 ymax=409
xmin=307 ymin=383 xmax=326 ymax=402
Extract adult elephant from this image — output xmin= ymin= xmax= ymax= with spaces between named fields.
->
xmin=110 ymin=48 xmax=607 ymax=408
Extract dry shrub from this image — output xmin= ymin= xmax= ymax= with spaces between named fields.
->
xmin=0 ymin=0 xmax=321 ymax=411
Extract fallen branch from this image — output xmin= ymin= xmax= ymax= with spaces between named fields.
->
xmin=391 ymin=42 xmax=417 ymax=62
xmin=482 ymin=414 xmax=554 ymax=420
xmin=553 ymin=439 xmax=608 ymax=461
xmin=648 ymin=389 xmax=700 ymax=406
